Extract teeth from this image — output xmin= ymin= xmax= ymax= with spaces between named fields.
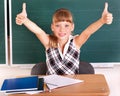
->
xmin=59 ymin=33 xmax=66 ymax=37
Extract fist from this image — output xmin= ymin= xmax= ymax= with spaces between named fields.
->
xmin=16 ymin=3 xmax=27 ymax=25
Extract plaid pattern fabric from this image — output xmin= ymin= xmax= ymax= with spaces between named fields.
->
xmin=46 ymin=39 xmax=80 ymax=75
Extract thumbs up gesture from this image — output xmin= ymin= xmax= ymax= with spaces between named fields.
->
xmin=16 ymin=3 xmax=27 ymax=25
xmin=101 ymin=2 xmax=113 ymax=24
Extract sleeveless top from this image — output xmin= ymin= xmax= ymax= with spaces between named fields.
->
xmin=45 ymin=35 xmax=80 ymax=75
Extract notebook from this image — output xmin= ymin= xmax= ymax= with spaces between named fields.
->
xmin=1 ymin=76 xmax=44 ymax=93
xmin=43 ymin=75 xmax=83 ymax=90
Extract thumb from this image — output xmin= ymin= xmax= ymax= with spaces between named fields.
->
xmin=22 ymin=3 xmax=27 ymax=14
xmin=103 ymin=2 xmax=109 ymax=15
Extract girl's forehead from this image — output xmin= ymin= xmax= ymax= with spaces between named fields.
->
xmin=53 ymin=21 xmax=73 ymax=24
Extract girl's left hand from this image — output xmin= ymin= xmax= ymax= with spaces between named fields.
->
xmin=101 ymin=2 xmax=113 ymax=25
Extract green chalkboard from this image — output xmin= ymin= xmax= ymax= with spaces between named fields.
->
xmin=11 ymin=0 xmax=120 ymax=64
xmin=0 ymin=0 xmax=6 ymax=64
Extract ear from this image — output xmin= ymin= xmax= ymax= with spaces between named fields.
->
xmin=71 ymin=23 xmax=75 ymax=32
xmin=51 ymin=23 xmax=54 ymax=31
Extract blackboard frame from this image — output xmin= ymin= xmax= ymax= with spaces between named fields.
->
xmin=0 ymin=0 xmax=8 ymax=65
xmin=10 ymin=0 xmax=120 ymax=65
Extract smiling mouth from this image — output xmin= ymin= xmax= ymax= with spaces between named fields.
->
xmin=58 ymin=33 xmax=66 ymax=37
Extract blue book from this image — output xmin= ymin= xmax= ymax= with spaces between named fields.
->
xmin=1 ymin=76 xmax=44 ymax=93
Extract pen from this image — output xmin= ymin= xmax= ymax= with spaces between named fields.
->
xmin=46 ymin=82 xmax=58 ymax=86
xmin=46 ymin=83 xmax=51 ymax=92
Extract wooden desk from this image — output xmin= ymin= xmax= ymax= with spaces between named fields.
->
xmin=8 ymin=74 xmax=110 ymax=96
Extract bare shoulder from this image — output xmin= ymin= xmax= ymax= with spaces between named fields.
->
xmin=73 ymin=35 xmax=81 ymax=50
xmin=74 ymin=31 xmax=91 ymax=49
xmin=36 ymin=33 xmax=50 ymax=49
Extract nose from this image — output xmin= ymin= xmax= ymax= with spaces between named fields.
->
xmin=59 ymin=26 xmax=64 ymax=32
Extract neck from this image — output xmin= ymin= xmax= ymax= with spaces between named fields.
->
xmin=58 ymin=38 xmax=69 ymax=54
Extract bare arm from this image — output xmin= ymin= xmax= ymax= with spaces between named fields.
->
xmin=23 ymin=18 xmax=49 ymax=48
xmin=75 ymin=2 xmax=113 ymax=49
xmin=16 ymin=3 xmax=49 ymax=48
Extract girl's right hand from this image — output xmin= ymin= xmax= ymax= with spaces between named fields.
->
xmin=16 ymin=3 xmax=27 ymax=25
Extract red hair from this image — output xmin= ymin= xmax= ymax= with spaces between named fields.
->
xmin=52 ymin=8 xmax=73 ymax=23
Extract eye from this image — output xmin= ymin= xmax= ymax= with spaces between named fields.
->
xmin=65 ymin=24 xmax=69 ymax=27
xmin=55 ymin=24 xmax=60 ymax=27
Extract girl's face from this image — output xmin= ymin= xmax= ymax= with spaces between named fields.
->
xmin=51 ymin=21 xmax=74 ymax=41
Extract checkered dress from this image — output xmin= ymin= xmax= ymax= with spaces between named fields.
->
xmin=46 ymin=38 xmax=80 ymax=75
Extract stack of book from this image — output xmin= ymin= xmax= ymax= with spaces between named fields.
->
xmin=0 ymin=76 xmax=44 ymax=94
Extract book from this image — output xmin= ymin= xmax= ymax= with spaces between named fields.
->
xmin=0 ymin=76 xmax=44 ymax=93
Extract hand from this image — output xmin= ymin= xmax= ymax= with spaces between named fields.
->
xmin=101 ymin=2 xmax=113 ymax=24
xmin=16 ymin=3 xmax=27 ymax=25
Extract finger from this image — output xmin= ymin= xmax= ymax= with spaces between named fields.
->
xmin=106 ymin=14 xmax=113 ymax=24
xmin=22 ymin=3 xmax=26 ymax=13
xmin=16 ymin=16 xmax=24 ymax=20
xmin=16 ymin=19 xmax=22 ymax=25
xmin=106 ymin=20 xmax=112 ymax=25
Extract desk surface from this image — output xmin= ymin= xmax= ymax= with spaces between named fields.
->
xmin=8 ymin=74 xmax=110 ymax=96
